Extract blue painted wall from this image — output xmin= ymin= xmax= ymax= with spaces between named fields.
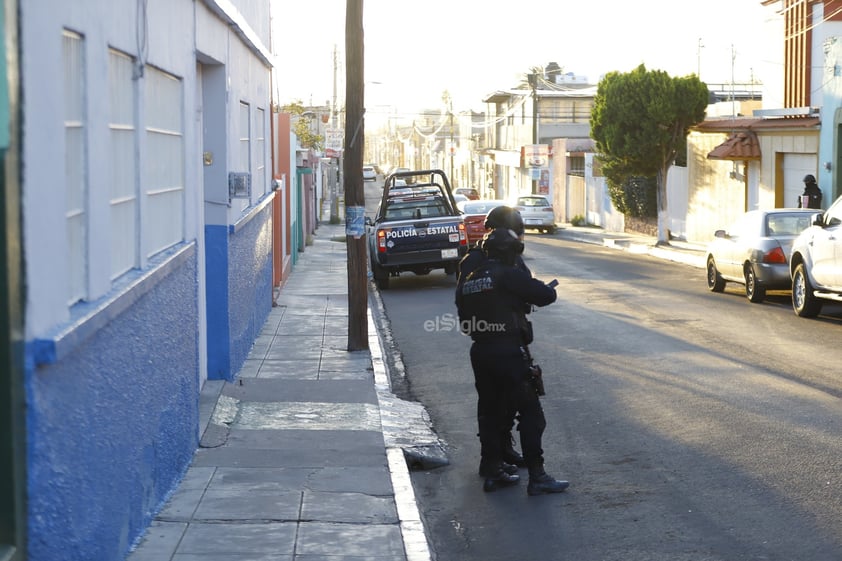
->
xmin=25 ymin=251 xmax=199 ymax=561
xmin=206 ymin=198 xmax=273 ymax=380
xmin=205 ymin=224 xmax=231 ymax=378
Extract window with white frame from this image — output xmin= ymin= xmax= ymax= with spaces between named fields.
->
xmin=108 ymin=49 xmax=137 ymax=278
xmin=239 ymin=102 xmax=250 ymax=170
xmin=63 ymin=30 xmax=87 ymax=305
xmin=143 ymin=66 xmax=184 ymax=257
xmin=255 ymin=107 xmax=265 ymax=196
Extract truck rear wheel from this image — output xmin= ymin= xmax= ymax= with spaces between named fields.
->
xmin=372 ymin=263 xmax=390 ymax=290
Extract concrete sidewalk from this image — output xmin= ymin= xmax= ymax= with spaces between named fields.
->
xmin=557 ymin=224 xmax=706 ymax=269
xmin=126 ymin=217 xmax=703 ymax=561
xmin=127 ymin=219 xmax=431 ymax=561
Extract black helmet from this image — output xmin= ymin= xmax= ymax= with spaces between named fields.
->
xmin=481 ymin=227 xmax=524 ymax=264
xmin=804 ymin=174 xmax=816 ymax=183
xmin=484 ymin=206 xmax=524 ymax=236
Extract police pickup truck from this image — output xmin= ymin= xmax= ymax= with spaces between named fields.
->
xmin=366 ymin=169 xmax=467 ymax=289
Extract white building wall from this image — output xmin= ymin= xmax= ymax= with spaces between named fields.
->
xmin=22 ymin=0 xmax=198 ymax=338
xmin=666 ymin=165 xmax=688 ymax=239
xmin=196 ymin=3 xmax=272 ymax=223
xmin=818 ymin=32 xmax=842 ymax=202
xmin=22 ymin=0 xmax=272 ymax=370
xmin=811 ymin=2 xmax=831 ymax=111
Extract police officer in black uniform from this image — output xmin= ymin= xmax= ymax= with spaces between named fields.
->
xmin=457 ymin=227 xmax=569 ymax=494
xmin=457 ymin=206 xmax=530 ymax=472
xmin=798 ymin=174 xmax=823 ymax=209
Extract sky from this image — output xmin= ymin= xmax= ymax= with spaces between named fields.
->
xmin=271 ymin=1 xmax=783 ymax=125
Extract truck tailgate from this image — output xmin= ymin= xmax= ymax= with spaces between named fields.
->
xmin=375 ymin=219 xmax=465 ymax=262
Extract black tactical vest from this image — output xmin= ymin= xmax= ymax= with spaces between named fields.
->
xmin=456 ymin=260 xmax=524 ymax=341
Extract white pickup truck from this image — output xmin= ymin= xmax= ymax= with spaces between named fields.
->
xmin=790 ymin=194 xmax=842 ymax=317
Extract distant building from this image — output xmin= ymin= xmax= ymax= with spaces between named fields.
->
xmin=482 ymin=63 xmax=596 ymax=203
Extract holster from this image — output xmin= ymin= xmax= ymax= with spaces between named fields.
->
xmin=529 ymin=363 xmax=546 ymax=396
xmin=520 ymin=345 xmax=546 ymax=396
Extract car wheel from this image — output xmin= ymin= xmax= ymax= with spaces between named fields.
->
xmin=792 ymin=263 xmax=822 ymax=317
xmin=548 ymin=226 xmax=558 ymax=234
xmin=372 ymin=263 xmax=390 ymax=290
xmin=744 ymin=265 xmax=766 ymax=303
xmin=706 ymin=257 xmax=726 ymax=292
xmin=444 ymin=263 xmax=457 ymax=275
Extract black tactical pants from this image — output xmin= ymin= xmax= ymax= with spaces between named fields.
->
xmin=470 ymin=340 xmax=546 ymax=469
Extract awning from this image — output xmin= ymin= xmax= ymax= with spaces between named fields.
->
xmin=707 ymin=131 xmax=761 ymax=160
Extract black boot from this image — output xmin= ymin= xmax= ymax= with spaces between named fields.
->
xmin=483 ymin=469 xmax=520 ymax=493
xmin=479 ymin=462 xmax=520 ymax=492
xmin=527 ymin=465 xmax=569 ymax=496
xmin=478 ymin=461 xmax=518 ymax=476
xmin=501 ymin=433 xmax=526 ymax=467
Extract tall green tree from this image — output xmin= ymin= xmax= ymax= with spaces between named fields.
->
xmin=590 ymin=64 xmax=708 ymax=244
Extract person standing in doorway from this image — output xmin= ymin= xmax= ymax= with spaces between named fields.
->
xmin=798 ymin=174 xmax=823 ymax=209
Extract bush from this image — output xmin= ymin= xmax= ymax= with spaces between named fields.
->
xmin=571 ymin=214 xmax=587 ymax=226
xmin=608 ymin=176 xmax=657 ymax=218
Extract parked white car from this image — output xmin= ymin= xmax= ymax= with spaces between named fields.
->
xmin=513 ymin=195 xmax=557 ymax=234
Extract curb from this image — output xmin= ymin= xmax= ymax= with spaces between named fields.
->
xmin=563 ymin=232 xmax=706 ymax=269
xmin=368 ymin=309 xmax=434 ymax=561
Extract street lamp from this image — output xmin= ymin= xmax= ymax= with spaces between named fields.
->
xmin=442 ymin=90 xmax=454 ymax=182
xmin=449 ymin=102 xmax=454 ymax=183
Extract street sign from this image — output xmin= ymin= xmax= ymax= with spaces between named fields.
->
xmin=325 ymin=128 xmax=344 ymax=158
xmin=523 ymin=144 xmax=548 ymax=168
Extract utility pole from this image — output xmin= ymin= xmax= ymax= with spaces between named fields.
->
xmin=330 ymin=44 xmax=340 ymax=223
xmin=345 ymin=0 xmax=367 ymax=350
xmin=529 ymin=72 xmax=538 ymax=194
xmin=697 ymin=38 xmax=703 ymax=78
xmin=730 ymin=44 xmax=736 ymax=119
